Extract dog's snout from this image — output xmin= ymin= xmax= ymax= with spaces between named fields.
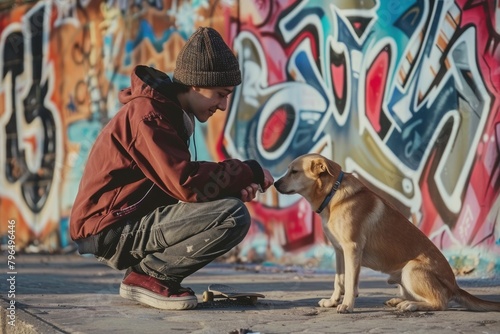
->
xmin=274 ymin=178 xmax=289 ymax=194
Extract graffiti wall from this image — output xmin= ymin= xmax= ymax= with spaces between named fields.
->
xmin=1 ymin=0 xmax=499 ymax=276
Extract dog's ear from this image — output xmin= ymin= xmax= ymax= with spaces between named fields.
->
xmin=311 ymin=157 xmax=336 ymax=177
xmin=311 ymin=158 xmax=330 ymax=177
xmin=324 ymin=159 xmax=337 ymax=177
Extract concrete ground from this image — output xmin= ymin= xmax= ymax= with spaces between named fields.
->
xmin=1 ymin=254 xmax=500 ymax=334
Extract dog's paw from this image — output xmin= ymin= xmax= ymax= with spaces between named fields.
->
xmin=336 ymin=304 xmax=353 ymax=313
xmin=395 ymin=301 xmax=418 ymax=312
xmin=384 ymin=298 xmax=404 ymax=307
xmin=318 ymin=298 xmax=338 ymax=308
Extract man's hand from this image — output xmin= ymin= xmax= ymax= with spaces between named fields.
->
xmin=240 ymin=183 xmax=260 ymax=202
xmin=240 ymin=169 xmax=274 ymax=202
xmin=261 ymin=169 xmax=274 ymax=191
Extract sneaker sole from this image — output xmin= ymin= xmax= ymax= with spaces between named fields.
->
xmin=120 ymin=283 xmax=198 ymax=310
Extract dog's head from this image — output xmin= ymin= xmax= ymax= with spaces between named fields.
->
xmin=274 ymin=154 xmax=342 ymax=205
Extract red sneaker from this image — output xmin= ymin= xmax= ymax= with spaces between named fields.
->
xmin=120 ymin=271 xmax=197 ymax=310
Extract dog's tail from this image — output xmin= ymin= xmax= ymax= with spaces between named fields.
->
xmin=453 ymin=288 xmax=500 ymax=312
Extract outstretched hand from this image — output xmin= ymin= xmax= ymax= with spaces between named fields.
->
xmin=240 ymin=183 xmax=260 ymax=202
xmin=261 ymin=168 xmax=274 ymax=191
xmin=240 ymin=169 xmax=274 ymax=202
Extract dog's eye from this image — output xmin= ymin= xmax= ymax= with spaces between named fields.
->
xmin=290 ymin=170 xmax=298 ymax=174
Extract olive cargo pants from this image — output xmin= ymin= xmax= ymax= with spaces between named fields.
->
xmin=97 ymin=198 xmax=251 ymax=284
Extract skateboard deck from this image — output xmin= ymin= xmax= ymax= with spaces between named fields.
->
xmin=202 ymin=284 xmax=265 ymax=305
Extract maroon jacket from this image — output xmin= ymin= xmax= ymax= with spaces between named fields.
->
xmin=70 ymin=65 xmax=264 ymax=243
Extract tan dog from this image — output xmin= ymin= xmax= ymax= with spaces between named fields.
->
xmin=274 ymin=153 xmax=500 ymax=313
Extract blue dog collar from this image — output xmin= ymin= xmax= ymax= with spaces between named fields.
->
xmin=316 ymin=171 xmax=344 ymax=214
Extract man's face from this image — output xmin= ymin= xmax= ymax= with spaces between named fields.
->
xmin=186 ymin=86 xmax=234 ymax=122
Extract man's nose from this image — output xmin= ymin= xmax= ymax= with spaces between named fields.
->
xmin=217 ymin=97 xmax=228 ymax=111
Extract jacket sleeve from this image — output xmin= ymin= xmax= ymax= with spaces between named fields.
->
xmin=129 ymin=114 xmax=263 ymax=202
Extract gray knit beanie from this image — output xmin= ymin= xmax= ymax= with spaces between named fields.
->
xmin=173 ymin=27 xmax=242 ymax=87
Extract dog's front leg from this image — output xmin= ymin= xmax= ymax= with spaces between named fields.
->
xmin=319 ymin=247 xmax=344 ymax=308
xmin=336 ymin=244 xmax=361 ymax=313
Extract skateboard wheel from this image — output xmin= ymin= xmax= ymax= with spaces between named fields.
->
xmin=203 ymin=290 xmax=214 ymax=302
xmin=249 ymin=296 xmax=258 ymax=305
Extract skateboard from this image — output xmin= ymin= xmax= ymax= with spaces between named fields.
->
xmin=202 ymin=284 xmax=265 ymax=305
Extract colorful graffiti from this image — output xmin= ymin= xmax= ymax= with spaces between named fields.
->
xmin=0 ymin=0 xmax=499 ymax=276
